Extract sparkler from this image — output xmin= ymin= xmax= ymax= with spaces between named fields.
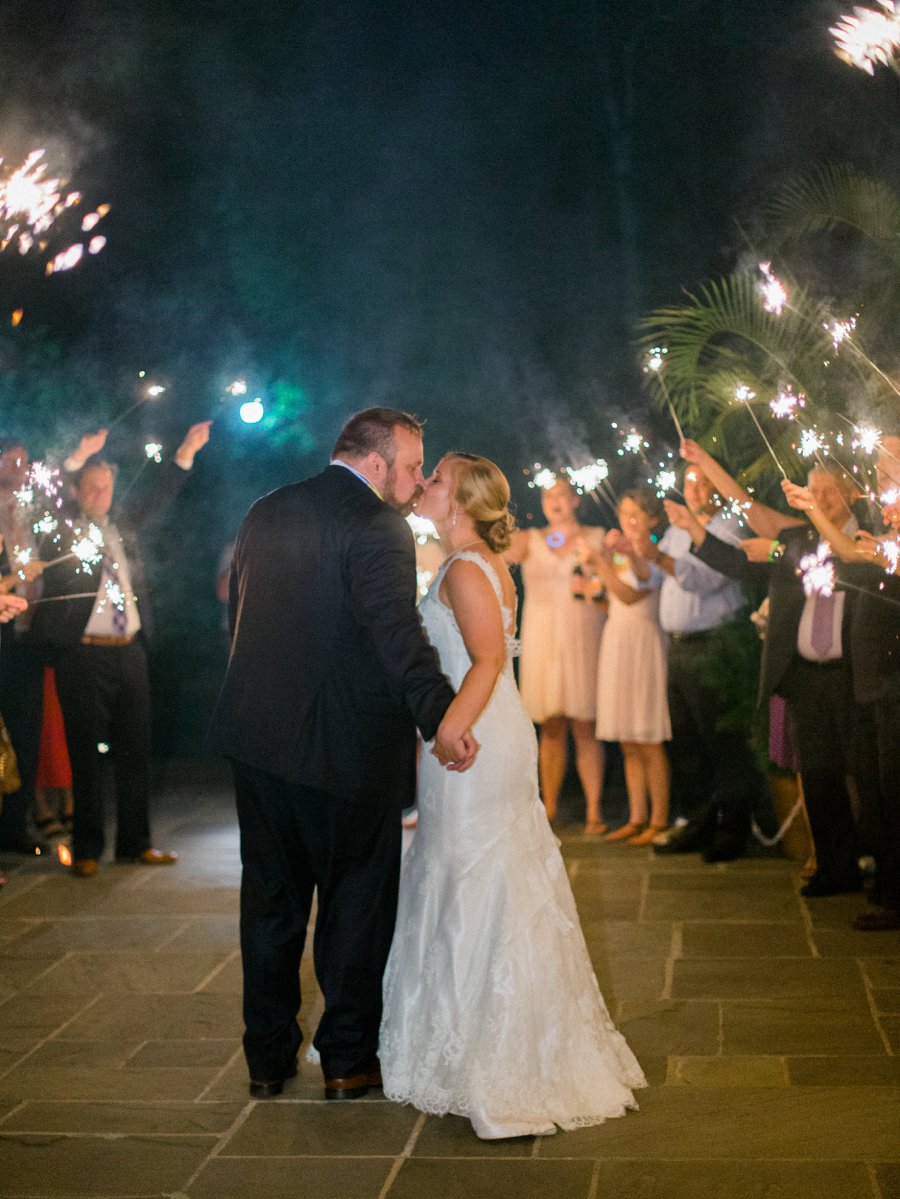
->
xmin=407 ymin=513 xmax=439 ymax=543
xmin=769 ymin=386 xmax=806 ymax=419
xmin=653 ymin=468 xmax=678 ymax=496
xmin=798 ymin=427 xmax=828 ymax=459
xmin=758 ymin=262 xmax=789 ymax=316
xmin=528 ymin=465 xmax=559 ymax=490
xmin=564 ymin=460 xmax=609 ymax=494
xmin=642 ymin=345 xmax=685 ymax=441
xmin=226 ymin=379 xmax=248 ymax=396
xmin=824 ymin=316 xmax=857 ymax=351
xmin=799 ymin=541 xmax=836 ymax=597
xmin=882 ymin=539 xmax=900 ymax=573
xmin=144 ymin=442 xmax=163 ymax=464
xmin=105 ymin=377 xmax=168 ymax=431
xmin=734 ymin=384 xmax=787 ymax=478
xmin=831 ymin=1 xmax=900 ymax=74
xmin=43 ymin=525 xmax=104 ymax=573
xmin=851 ymin=423 xmax=881 ymax=454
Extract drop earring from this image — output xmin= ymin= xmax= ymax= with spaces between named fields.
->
xmin=451 ymin=509 xmax=458 ymax=528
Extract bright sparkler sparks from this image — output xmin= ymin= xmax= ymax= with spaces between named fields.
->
xmin=654 ymin=468 xmax=677 ymax=496
xmin=226 ymin=379 xmax=248 ymax=396
xmin=145 ymin=384 xmax=166 ymax=397
xmin=824 ymin=316 xmax=857 ymax=351
xmin=798 ymin=427 xmax=828 ymax=458
xmin=0 ymin=150 xmax=79 ymax=253
xmin=33 ymin=514 xmax=58 ymax=535
xmin=799 ymin=542 xmax=836 ymax=597
xmin=643 ymin=346 xmax=667 ymax=373
xmin=70 ymin=525 xmax=104 ymax=573
xmin=144 ymin=442 xmax=163 ymax=463
xmin=103 ymin=579 xmax=126 ymax=610
xmin=564 ymin=460 xmax=609 ymax=494
xmin=758 ymin=262 xmax=788 ymax=315
xmin=735 ymin=385 xmax=756 ymax=404
xmin=769 ymin=386 xmax=806 ymax=418
xmin=406 ymin=513 xmax=438 ymax=543
xmin=881 ymin=487 xmax=900 ymax=507
xmin=882 ymin=539 xmax=900 ymax=573
xmin=831 ymin=1 xmax=900 ymax=74
xmin=528 ymin=465 xmax=558 ymax=490
xmin=852 ymin=424 xmax=881 ymax=454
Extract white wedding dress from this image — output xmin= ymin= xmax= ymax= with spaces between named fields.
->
xmin=380 ymin=551 xmax=646 ymax=1140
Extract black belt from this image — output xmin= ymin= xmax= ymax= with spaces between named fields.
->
xmin=794 ymin=654 xmax=843 ymax=670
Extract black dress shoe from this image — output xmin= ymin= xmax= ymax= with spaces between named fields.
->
xmin=800 ymin=872 xmax=862 ymax=898
xmin=653 ymin=819 xmax=711 ymax=856
xmin=702 ymin=833 xmax=746 ymax=863
xmin=249 ymin=1058 xmax=297 ymax=1099
xmin=852 ymin=906 xmax=900 ymax=931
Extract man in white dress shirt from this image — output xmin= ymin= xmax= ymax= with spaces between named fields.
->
xmin=30 ymin=422 xmax=210 ymax=877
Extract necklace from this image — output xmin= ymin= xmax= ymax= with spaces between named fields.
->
xmin=451 ymin=538 xmax=487 ymax=555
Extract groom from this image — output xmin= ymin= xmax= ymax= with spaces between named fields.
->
xmin=208 ymin=408 xmax=475 ymax=1100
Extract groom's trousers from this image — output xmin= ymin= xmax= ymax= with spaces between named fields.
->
xmin=232 ymin=760 xmax=402 ymax=1082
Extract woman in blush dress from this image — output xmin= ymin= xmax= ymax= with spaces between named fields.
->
xmin=380 ymin=454 xmax=645 ymax=1141
xmin=582 ymin=491 xmax=671 ymax=846
xmin=506 ymin=479 xmax=608 ymax=833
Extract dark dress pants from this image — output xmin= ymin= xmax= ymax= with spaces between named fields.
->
xmin=0 ymin=632 xmax=44 ymax=847
xmin=232 ymin=760 xmax=401 ymax=1082
xmin=666 ymin=635 xmax=762 ymax=836
xmin=779 ymin=657 xmax=879 ymax=884
xmin=53 ymin=641 xmax=153 ymax=861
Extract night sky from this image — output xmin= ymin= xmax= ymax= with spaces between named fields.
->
xmin=1 ymin=0 xmax=896 ymax=747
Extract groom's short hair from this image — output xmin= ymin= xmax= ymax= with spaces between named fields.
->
xmin=332 ymin=408 xmax=424 ymax=466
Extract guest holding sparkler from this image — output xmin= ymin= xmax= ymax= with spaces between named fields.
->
xmin=782 ymin=434 xmax=900 ymax=930
xmin=581 ymin=491 xmax=671 ymax=845
xmin=30 ymin=421 xmax=211 ymax=877
xmin=668 ymin=456 xmax=880 ymax=898
xmin=506 ymin=478 xmax=607 ymax=832
xmin=0 ymin=439 xmax=52 ymax=855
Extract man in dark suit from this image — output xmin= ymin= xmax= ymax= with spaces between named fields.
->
xmin=207 ymin=408 xmax=472 ymax=1102
xmin=667 ymin=462 xmax=880 ymax=897
xmin=30 ymin=421 xmax=211 ymax=877
xmin=0 ymin=438 xmax=50 ymax=855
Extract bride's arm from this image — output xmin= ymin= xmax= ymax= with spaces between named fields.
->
xmin=436 ymin=559 xmax=508 ymax=741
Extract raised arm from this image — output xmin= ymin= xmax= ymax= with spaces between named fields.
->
xmin=782 ymin=479 xmax=892 ymax=567
xmin=681 ymin=439 xmax=801 ymax=538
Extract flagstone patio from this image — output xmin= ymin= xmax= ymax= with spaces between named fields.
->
xmin=0 ymin=763 xmax=897 ymax=1199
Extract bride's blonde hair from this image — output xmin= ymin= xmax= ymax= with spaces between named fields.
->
xmin=447 ymin=453 xmax=517 ymax=553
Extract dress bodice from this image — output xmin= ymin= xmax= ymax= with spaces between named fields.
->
xmin=419 ymin=551 xmax=519 ymax=690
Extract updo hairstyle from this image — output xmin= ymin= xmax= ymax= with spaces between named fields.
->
xmin=449 ymin=453 xmax=517 ymax=553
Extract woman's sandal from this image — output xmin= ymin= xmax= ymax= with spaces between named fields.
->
xmin=626 ymin=824 xmax=670 ymax=846
xmin=603 ymin=822 xmax=647 ymax=842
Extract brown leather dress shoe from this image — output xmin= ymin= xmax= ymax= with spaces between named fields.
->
xmin=323 ymin=1059 xmax=383 ymax=1101
xmin=72 ymin=858 xmax=98 ymax=877
xmin=116 ymin=849 xmax=178 ymax=865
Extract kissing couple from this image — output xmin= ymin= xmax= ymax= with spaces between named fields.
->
xmin=208 ymin=407 xmax=644 ymax=1140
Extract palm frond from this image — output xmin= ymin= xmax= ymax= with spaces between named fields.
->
xmin=766 ymin=164 xmax=900 ymax=260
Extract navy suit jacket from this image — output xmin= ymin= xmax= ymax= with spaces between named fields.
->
xmin=206 ymin=465 xmax=454 ymax=807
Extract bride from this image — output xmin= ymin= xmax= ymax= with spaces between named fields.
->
xmin=379 ymin=452 xmax=645 ymax=1140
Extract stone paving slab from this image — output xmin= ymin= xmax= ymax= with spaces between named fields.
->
xmin=0 ymin=773 xmax=897 ymax=1199
xmin=0 ymin=1132 xmax=217 ymax=1197
xmin=592 ymin=1160 xmax=876 ymax=1199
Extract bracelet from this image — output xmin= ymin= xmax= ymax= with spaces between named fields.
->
xmin=767 ymin=541 xmax=784 ymax=562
